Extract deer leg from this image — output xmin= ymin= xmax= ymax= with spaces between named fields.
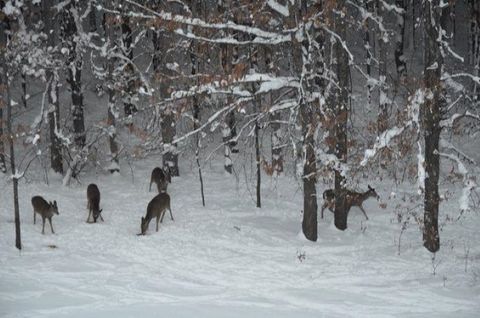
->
xmin=41 ymin=217 xmax=46 ymax=234
xmin=99 ymin=214 xmax=104 ymax=222
xmin=149 ymin=181 xmax=152 ymax=192
xmin=156 ymin=216 xmax=160 ymax=232
xmin=34 ymin=210 xmax=36 ymax=224
xmin=359 ymin=205 xmax=369 ymax=220
xmin=86 ymin=210 xmax=92 ymax=223
xmin=321 ymin=204 xmax=326 ymax=219
xmin=48 ymin=217 xmax=55 ymax=234
xmin=168 ymin=207 xmax=174 ymax=221
xmin=160 ymin=209 xmax=166 ymax=223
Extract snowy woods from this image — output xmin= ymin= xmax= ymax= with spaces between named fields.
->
xmin=1 ymin=0 xmax=480 ymax=249
xmin=1 ymin=1 xmax=480 ymax=316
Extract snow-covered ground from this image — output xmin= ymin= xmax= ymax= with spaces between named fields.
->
xmin=1 ymin=159 xmax=479 ymax=317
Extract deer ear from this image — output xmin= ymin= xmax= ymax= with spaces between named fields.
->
xmin=54 ymin=200 xmax=57 ymax=207
xmin=99 ymin=209 xmax=103 ymax=213
xmin=368 ymin=185 xmax=372 ymax=190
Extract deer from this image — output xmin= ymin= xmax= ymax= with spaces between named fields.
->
xmin=149 ymin=167 xmax=171 ymax=193
xmin=32 ymin=196 xmax=59 ymax=234
xmin=139 ymin=192 xmax=174 ymax=235
xmin=320 ymin=185 xmax=380 ymax=220
xmin=87 ymin=183 xmax=103 ymax=223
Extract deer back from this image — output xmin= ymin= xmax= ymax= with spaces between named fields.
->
xmin=150 ymin=167 xmax=170 ymax=193
xmin=141 ymin=193 xmax=170 ymax=234
xmin=87 ymin=183 xmax=101 ymax=216
xmin=345 ymin=186 xmax=379 ymax=207
xmin=32 ymin=196 xmax=59 ymax=218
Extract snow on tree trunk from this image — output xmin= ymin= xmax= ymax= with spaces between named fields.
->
xmin=333 ymin=0 xmax=349 ymax=231
xmin=43 ymin=0 xmax=63 ymax=174
xmin=265 ymin=46 xmax=283 ymax=175
xmin=188 ymin=0 xmax=205 ymax=206
xmin=105 ymin=6 xmax=120 ymax=173
xmin=121 ymin=16 xmax=136 ymax=121
xmin=377 ymin=0 xmax=389 ymax=134
xmin=3 ymin=59 xmax=21 ymax=249
xmin=422 ymin=0 xmax=443 ymax=253
xmin=62 ymin=1 xmax=85 ymax=149
xmin=47 ymin=73 xmax=63 ymax=175
xmin=161 ymin=110 xmax=179 ymax=177
xmin=395 ymin=0 xmax=407 ymax=79
xmin=364 ymin=0 xmax=373 ymax=109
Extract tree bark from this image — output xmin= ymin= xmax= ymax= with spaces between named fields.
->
xmin=423 ymin=0 xmax=443 ymax=253
xmin=121 ymin=15 xmax=136 ymax=119
xmin=377 ymin=0 xmax=389 ymax=134
xmin=161 ymin=111 xmax=179 ymax=176
xmin=44 ymin=0 xmax=63 ymax=174
xmin=265 ymin=46 xmax=283 ymax=175
xmin=333 ymin=0 xmax=349 ymax=231
xmin=189 ymin=0 xmax=205 ymax=206
xmin=395 ymin=0 xmax=407 ymax=79
xmin=0 ymin=2 xmax=7 ymax=173
xmin=63 ymin=1 xmax=86 ymax=149
xmin=105 ymin=2 xmax=120 ymax=173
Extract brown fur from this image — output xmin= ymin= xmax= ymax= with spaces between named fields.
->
xmin=32 ymin=196 xmax=59 ymax=234
xmin=140 ymin=193 xmax=174 ymax=235
xmin=321 ymin=185 xmax=379 ymax=220
xmin=149 ymin=167 xmax=171 ymax=193
xmin=87 ymin=184 xmax=103 ymax=223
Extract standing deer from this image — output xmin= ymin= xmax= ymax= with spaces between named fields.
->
xmin=32 ymin=196 xmax=59 ymax=234
xmin=149 ymin=167 xmax=171 ymax=193
xmin=321 ymin=185 xmax=380 ymax=220
xmin=140 ymin=192 xmax=174 ymax=235
xmin=87 ymin=183 xmax=103 ymax=223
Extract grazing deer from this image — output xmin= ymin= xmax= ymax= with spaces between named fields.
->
xmin=140 ymin=192 xmax=174 ymax=235
xmin=32 ymin=196 xmax=59 ymax=234
xmin=87 ymin=183 xmax=103 ymax=223
xmin=321 ymin=185 xmax=380 ymax=220
xmin=149 ymin=167 xmax=171 ymax=193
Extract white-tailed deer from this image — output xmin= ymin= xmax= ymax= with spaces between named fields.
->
xmin=87 ymin=183 xmax=103 ymax=223
xmin=140 ymin=193 xmax=174 ymax=235
xmin=149 ymin=167 xmax=171 ymax=193
xmin=32 ymin=196 xmax=59 ymax=234
xmin=321 ymin=185 xmax=379 ymax=220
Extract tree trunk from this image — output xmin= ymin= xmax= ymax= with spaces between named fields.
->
xmin=88 ymin=0 xmax=97 ymax=32
xmin=121 ymin=16 xmax=136 ymax=119
xmin=377 ymin=0 xmax=389 ymax=134
xmin=395 ymin=0 xmax=407 ymax=79
xmin=0 ymin=103 xmax=5 ymax=173
xmin=333 ymin=0 xmax=349 ymax=231
xmin=218 ymin=1 xmax=238 ymax=174
xmin=188 ymin=0 xmax=205 ymax=206
xmin=3 ymin=63 xmax=21 ymax=250
xmin=47 ymin=75 xmax=63 ymax=174
xmin=44 ymin=0 xmax=63 ymax=174
xmin=161 ymin=111 xmax=179 ymax=176
xmin=63 ymin=1 xmax=86 ymax=149
xmin=364 ymin=0 xmax=373 ymax=108
xmin=105 ymin=4 xmax=120 ymax=173
xmin=265 ymin=46 xmax=283 ymax=175
xmin=21 ymin=71 xmax=27 ymax=108
xmin=423 ymin=0 xmax=443 ymax=253
xmin=0 ymin=3 xmax=7 ymax=174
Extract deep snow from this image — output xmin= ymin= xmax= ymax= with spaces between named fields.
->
xmin=1 ymin=159 xmax=479 ymax=317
